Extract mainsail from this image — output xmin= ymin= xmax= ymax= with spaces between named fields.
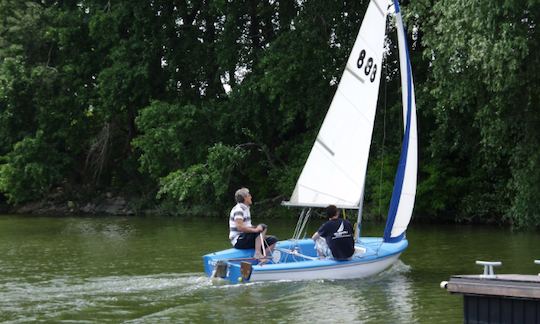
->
xmin=383 ymin=0 xmax=418 ymax=242
xmin=287 ymin=0 xmax=391 ymax=208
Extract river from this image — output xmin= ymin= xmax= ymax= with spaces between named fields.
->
xmin=0 ymin=214 xmax=538 ymax=323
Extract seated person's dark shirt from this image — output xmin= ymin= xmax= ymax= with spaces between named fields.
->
xmin=317 ymin=219 xmax=355 ymax=260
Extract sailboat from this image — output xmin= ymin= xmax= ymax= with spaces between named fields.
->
xmin=203 ymin=0 xmax=417 ymax=284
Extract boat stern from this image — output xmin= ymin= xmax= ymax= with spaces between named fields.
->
xmin=202 ymin=248 xmax=254 ymax=278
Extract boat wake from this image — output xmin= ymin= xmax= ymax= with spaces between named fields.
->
xmin=0 ymin=273 xmax=210 ymax=322
xmin=1 ymin=261 xmax=413 ymax=323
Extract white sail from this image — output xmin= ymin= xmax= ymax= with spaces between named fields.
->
xmin=288 ymin=0 xmax=391 ymax=208
xmin=383 ymin=1 xmax=417 ymax=242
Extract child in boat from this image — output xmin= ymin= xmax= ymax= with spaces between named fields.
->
xmin=312 ymin=205 xmax=355 ymax=261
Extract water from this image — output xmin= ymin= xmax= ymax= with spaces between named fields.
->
xmin=0 ymin=215 xmax=538 ymax=323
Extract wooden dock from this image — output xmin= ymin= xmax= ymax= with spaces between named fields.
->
xmin=443 ymin=261 xmax=540 ymax=323
xmin=447 ymin=274 xmax=540 ymax=299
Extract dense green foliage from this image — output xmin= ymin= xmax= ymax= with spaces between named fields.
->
xmin=408 ymin=0 xmax=540 ymax=226
xmin=0 ymin=0 xmax=539 ymax=227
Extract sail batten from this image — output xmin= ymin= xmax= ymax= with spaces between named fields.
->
xmin=296 ymin=185 xmax=358 ymax=204
xmin=315 ymin=138 xmax=335 ymax=156
xmin=355 ymin=33 xmax=385 ymax=55
xmin=344 ymin=66 xmax=366 ymax=83
xmin=335 ymin=87 xmax=375 ymax=125
xmin=372 ymin=0 xmax=386 ymax=16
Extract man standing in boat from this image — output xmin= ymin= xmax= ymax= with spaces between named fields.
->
xmin=229 ymin=187 xmax=277 ymax=260
xmin=312 ymin=205 xmax=355 ymax=260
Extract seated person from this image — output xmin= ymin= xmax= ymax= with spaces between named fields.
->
xmin=229 ymin=187 xmax=277 ymax=259
xmin=312 ymin=205 xmax=355 ymax=260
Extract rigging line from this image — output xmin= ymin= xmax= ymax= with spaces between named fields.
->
xmin=296 ymin=208 xmax=311 ymax=240
xmin=378 ymin=22 xmax=389 ymax=220
xmin=292 ymin=208 xmax=306 ymax=240
xmin=294 ymin=209 xmax=306 ymax=240
xmin=292 ymin=209 xmax=300 ymax=239
xmin=298 ymin=208 xmax=308 ymax=239
xmin=299 ymin=208 xmax=312 ymax=239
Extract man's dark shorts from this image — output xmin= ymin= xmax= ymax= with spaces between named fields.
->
xmin=234 ymin=233 xmax=278 ymax=250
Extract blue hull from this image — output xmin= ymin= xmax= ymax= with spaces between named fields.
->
xmin=203 ymin=237 xmax=408 ymax=284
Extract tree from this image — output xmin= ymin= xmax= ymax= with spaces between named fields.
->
xmin=409 ymin=0 xmax=540 ymax=226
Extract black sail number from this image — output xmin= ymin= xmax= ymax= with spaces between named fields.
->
xmin=364 ymin=58 xmax=373 ymax=75
xmin=356 ymin=49 xmax=377 ymax=83
xmin=356 ymin=49 xmax=366 ymax=69
xmin=370 ymin=64 xmax=377 ymax=82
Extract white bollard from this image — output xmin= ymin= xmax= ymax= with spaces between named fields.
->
xmin=535 ymin=260 xmax=540 ymax=276
xmin=476 ymin=260 xmax=502 ymax=279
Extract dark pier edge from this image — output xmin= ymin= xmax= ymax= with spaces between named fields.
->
xmin=444 ymin=275 xmax=540 ymax=323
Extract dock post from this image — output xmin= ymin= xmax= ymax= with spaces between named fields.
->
xmin=476 ymin=260 xmax=502 ymax=279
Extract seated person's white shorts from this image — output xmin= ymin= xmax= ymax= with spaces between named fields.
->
xmin=314 ymin=237 xmax=333 ymax=259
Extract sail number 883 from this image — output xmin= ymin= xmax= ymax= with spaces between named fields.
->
xmin=356 ymin=49 xmax=377 ymax=82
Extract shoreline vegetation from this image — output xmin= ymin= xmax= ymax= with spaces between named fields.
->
xmin=0 ymin=192 xmax=513 ymax=228
xmin=1 ymin=1 xmax=539 ymax=228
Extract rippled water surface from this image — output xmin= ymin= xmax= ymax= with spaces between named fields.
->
xmin=1 ymin=215 xmax=539 ymax=323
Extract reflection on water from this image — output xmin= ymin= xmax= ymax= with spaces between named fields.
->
xmin=385 ymin=261 xmax=414 ymax=323
xmin=63 ymin=220 xmax=135 ymax=240
xmin=279 ymin=262 xmax=414 ymax=323
xmin=0 ymin=215 xmax=539 ymax=322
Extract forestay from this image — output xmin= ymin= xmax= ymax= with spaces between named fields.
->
xmin=288 ymin=0 xmax=391 ymax=208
